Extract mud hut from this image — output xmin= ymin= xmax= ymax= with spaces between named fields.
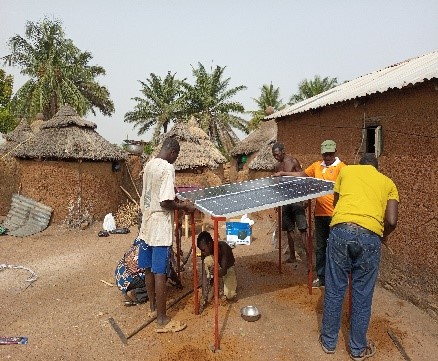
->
xmin=229 ymin=119 xmax=277 ymax=182
xmin=150 ymin=118 xmax=227 ymax=187
xmin=8 ymin=105 xmax=127 ymax=224
xmin=0 ymin=119 xmax=34 ymax=215
xmin=265 ymin=50 xmax=438 ymax=316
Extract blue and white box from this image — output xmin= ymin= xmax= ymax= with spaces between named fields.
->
xmin=226 ymin=222 xmax=252 ymax=245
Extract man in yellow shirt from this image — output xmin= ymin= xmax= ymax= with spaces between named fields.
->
xmin=319 ymin=153 xmax=399 ymax=360
xmin=274 ymin=140 xmax=346 ymax=287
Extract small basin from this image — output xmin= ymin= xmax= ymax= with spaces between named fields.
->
xmin=241 ymin=305 xmax=261 ymax=322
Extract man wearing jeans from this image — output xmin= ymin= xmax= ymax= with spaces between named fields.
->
xmin=319 ymin=154 xmax=399 ymax=360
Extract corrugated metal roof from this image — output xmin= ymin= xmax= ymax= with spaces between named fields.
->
xmin=2 ymin=194 xmax=52 ymax=237
xmin=266 ymin=50 xmax=438 ymax=120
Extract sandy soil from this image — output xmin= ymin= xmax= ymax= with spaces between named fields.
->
xmin=1 ymin=215 xmax=437 ymax=361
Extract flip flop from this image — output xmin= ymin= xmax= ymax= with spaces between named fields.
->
xmin=124 ymin=300 xmax=138 ymax=307
xmin=155 ymin=320 xmax=187 ymax=333
xmin=284 ymin=258 xmax=299 ymax=269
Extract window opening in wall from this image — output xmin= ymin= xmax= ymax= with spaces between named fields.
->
xmin=237 ymin=154 xmax=247 ymax=171
xmin=361 ymin=125 xmax=382 ymax=157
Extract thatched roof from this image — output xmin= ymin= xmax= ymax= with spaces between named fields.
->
xmin=230 ymin=120 xmax=277 ymax=156
xmin=152 ymin=118 xmax=227 ymax=170
xmin=10 ymin=105 xmax=127 ymax=161
xmin=248 ymin=141 xmax=277 ymax=171
xmin=0 ymin=119 xmax=34 ymax=154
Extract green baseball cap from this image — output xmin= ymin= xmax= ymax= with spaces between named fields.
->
xmin=321 ymin=140 xmax=336 ymax=153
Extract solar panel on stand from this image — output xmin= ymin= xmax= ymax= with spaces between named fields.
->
xmin=176 ymin=176 xmax=334 ymax=218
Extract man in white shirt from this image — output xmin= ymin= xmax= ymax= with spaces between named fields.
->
xmin=139 ymin=137 xmax=195 ymax=333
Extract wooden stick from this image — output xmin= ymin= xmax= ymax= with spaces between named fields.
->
xmin=126 ymin=164 xmax=140 ymax=199
xmin=100 ymin=279 xmax=114 ymax=287
xmin=388 ymin=329 xmax=412 ymax=361
xmin=120 ymin=186 xmax=139 ymax=206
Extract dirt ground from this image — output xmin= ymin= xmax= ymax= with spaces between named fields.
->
xmin=1 ymin=215 xmax=437 ymax=361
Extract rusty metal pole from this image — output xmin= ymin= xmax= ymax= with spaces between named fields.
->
xmin=213 ymin=217 xmax=220 ymax=351
xmin=211 ymin=215 xmax=225 ymax=351
xmin=191 ymin=212 xmax=199 ymax=315
xmin=307 ymin=199 xmax=313 ymax=295
xmin=277 ymin=206 xmax=282 ymax=274
xmin=175 ymin=209 xmax=181 ymax=277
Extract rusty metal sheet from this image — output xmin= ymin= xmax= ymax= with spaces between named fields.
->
xmin=2 ymin=194 xmax=52 ymax=237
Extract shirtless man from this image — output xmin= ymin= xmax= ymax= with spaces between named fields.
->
xmin=272 ymin=142 xmax=308 ymax=265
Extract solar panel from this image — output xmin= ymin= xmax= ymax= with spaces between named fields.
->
xmin=176 ymin=176 xmax=334 ymax=218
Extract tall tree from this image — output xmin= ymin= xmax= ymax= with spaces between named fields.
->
xmin=124 ymin=71 xmax=186 ymax=142
xmin=289 ymin=75 xmax=338 ymax=105
xmin=0 ymin=68 xmax=17 ymax=133
xmin=183 ymin=62 xmax=248 ymax=155
xmin=248 ymin=82 xmax=285 ymax=131
xmin=4 ymin=18 xmax=114 ymax=119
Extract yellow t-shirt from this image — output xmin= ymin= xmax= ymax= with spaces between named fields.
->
xmin=330 ymin=165 xmax=399 ymax=236
xmin=305 ymin=158 xmax=346 ymax=216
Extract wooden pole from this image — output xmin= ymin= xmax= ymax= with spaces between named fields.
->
xmin=120 ymin=186 xmax=139 ymax=206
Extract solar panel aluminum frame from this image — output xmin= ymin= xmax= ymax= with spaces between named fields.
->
xmin=176 ymin=176 xmax=334 ymax=218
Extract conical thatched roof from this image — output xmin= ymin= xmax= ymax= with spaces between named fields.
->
xmin=248 ymin=141 xmax=277 ymax=171
xmin=230 ymin=120 xmax=277 ymax=156
xmin=11 ymin=105 xmax=127 ymax=161
xmin=152 ymin=118 xmax=226 ymax=170
xmin=0 ymin=119 xmax=34 ymax=154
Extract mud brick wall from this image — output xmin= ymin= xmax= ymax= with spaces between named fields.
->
xmin=17 ymin=159 xmax=125 ymax=223
xmin=276 ymin=81 xmax=438 ymax=316
xmin=0 ymin=155 xmax=20 ymax=216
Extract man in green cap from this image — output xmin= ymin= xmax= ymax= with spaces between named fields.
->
xmin=273 ymin=140 xmax=346 ymax=287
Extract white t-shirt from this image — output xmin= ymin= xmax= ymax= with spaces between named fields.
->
xmin=139 ymin=158 xmax=175 ymax=246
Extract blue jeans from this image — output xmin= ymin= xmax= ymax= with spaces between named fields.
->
xmin=314 ymin=216 xmax=332 ymax=284
xmin=320 ymin=225 xmax=381 ymax=356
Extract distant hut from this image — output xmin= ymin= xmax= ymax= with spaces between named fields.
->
xmin=229 ymin=119 xmax=277 ymax=181
xmin=150 ymin=118 xmax=227 ymax=187
xmin=0 ymin=119 xmax=34 ymax=215
xmin=8 ymin=105 xmax=127 ymax=224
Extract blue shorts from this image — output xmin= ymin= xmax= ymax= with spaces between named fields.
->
xmin=138 ymin=243 xmax=171 ymax=275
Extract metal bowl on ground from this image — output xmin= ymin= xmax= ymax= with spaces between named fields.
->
xmin=241 ymin=305 xmax=261 ymax=322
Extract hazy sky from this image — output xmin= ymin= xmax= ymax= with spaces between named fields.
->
xmin=1 ymin=1 xmax=437 ymax=144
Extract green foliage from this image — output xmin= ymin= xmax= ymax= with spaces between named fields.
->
xmin=124 ymin=71 xmax=187 ymax=143
xmin=0 ymin=68 xmax=17 ymax=133
xmin=248 ymin=83 xmax=285 ymax=131
xmin=183 ymin=62 xmax=248 ymax=155
xmin=143 ymin=142 xmax=154 ymax=155
xmin=289 ymin=75 xmax=338 ymax=105
xmin=4 ymin=18 xmax=114 ymax=119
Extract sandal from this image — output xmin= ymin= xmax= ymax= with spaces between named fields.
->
xmin=124 ymin=300 xmax=138 ymax=307
xmin=155 ymin=320 xmax=187 ymax=333
xmin=350 ymin=340 xmax=376 ymax=361
xmin=319 ymin=335 xmax=335 ymax=354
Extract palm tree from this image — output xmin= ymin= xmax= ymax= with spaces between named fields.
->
xmin=0 ymin=68 xmax=16 ymax=133
xmin=289 ymin=75 xmax=338 ymax=105
xmin=248 ymin=83 xmax=285 ymax=131
xmin=4 ymin=18 xmax=114 ymax=119
xmin=124 ymin=71 xmax=186 ymax=142
xmin=183 ymin=62 xmax=248 ymax=155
